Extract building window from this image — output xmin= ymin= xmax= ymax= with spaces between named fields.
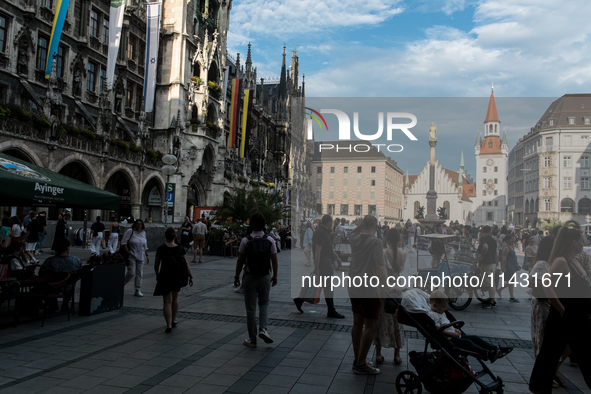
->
xmin=315 ymin=178 xmax=322 ymax=187
xmin=494 ymin=167 xmax=498 ymax=172
xmin=343 ymin=166 xmax=348 ymax=173
xmin=371 ymin=180 xmax=376 ymax=186
xmin=87 ymin=61 xmax=96 ymax=91
xmin=343 ymin=179 xmax=348 ymax=187
xmin=582 ymin=135 xmax=589 ymax=146
xmin=568 ymin=118 xmax=575 ymax=125
xmin=483 ymin=167 xmax=487 ymax=173
xmin=494 ymin=178 xmax=498 ymax=184
xmin=342 ymin=191 xmax=347 ymax=200
xmin=315 ymin=204 xmax=322 ymax=215
xmin=317 ymin=166 xmax=321 ymax=174
xmin=328 ymin=191 xmax=334 ymax=199
xmin=102 ymin=17 xmax=109 ymax=45
xmin=482 ymin=190 xmax=486 ymax=196
xmin=126 ymin=82 xmax=133 ymax=107
xmin=546 ymin=137 xmax=553 ymax=147
xmin=494 ymin=190 xmax=498 ymax=196
xmin=357 ymin=166 xmax=362 ymax=173
xmin=585 ymin=118 xmax=590 ymax=125
xmin=582 ymin=177 xmax=590 ymax=190
xmin=56 ymin=45 xmax=65 ymax=78
xmin=99 ymin=67 xmax=106 ymax=94
xmin=544 ymin=156 xmax=551 ymax=167
xmin=564 ymin=135 xmax=572 ymax=146
xmin=42 ymin=0 xmax=52 ymax=7
xmin=370 ymin=191 xmax=375 ymax=200
xmin=482 ymin=201 xmax=486 ymax=206
xmin=487 ymin=212 xmax=493 ymax=221
xmin=329 ymin=179 xmax=334 ymax=187
xmin=340 ymin=204 xmax=348 ymax=215
xmin=563 ymin=156 xmax=571 ymax=168
xmin=354 ymin=204 xmax=362 ymax=216
xmin=330 ymin=166 xmax=335 ymax=174
xmin=371 ymin=166 xmax=376 ymax=173
xmin=327 ymin=204 xmax=335 ymax=215
xmin=36 ymin=35 xmax=48 ymax=70
xmin=549 ymin=119 xmax=554 ymax=126
xmin=135 ymin=86 xmax=142 ymax=112
xmin=0 ymin=15 xmax=7 ymax=53
xmin=356 ymin=191 xmax=361 ymax=200
xmin=582 ymin=156 xmax=590 ymax=168
xmin=544 ymin=198 xmax=551 ymax=211
xmin=494 ymin=200 xmax=498 ymax=206
xmin=90 ymin=10 xmax=99 ymax=37
xmin=544 ymin=177 xmax=551 ymax=189
xmin=315 ymin=191 xmax=321 ymax=200
xmin=564 ymin=177 xmax=572 ymax=188
xmin=128 ymin=35 xmax=136 ymax=60
xmin=483 ymin=179 xmax=486 ymax=185
xmin=488 ymin=201 xmax=492 ymax=206
xmin=368 ymin=205 xmax=376 ymax=215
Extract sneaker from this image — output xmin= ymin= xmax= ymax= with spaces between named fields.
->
xmin=352 ymin=360 xmax=374 ymax=370
xmin=259 ymin=329 xmax=273 ymax=344
xmin=134 ymin=290 xmax=144 ymax=297
xmin=354 ymin=363 xmax=381 ymax=375
xmin=243 ymin=339 xmax=257 ymax=348
xmin=509 ymin=298 xmax=520 ymax=303
xmin=482 ymin=302 xmax=492 ymax=309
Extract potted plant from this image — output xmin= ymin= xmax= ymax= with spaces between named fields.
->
xmin=208 ymin=228 xmax=226 ymax=255
xmin=79 ymin=252 xmax=126 ymax=316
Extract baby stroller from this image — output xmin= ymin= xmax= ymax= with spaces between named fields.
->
xmin=389 ymin=297 xmax=505 ymax=394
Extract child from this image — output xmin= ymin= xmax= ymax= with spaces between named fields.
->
xmin=428 ymin=290 xmax=513 ymax=362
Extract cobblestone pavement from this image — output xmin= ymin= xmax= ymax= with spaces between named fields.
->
xmin=0 ymin=246 xmax=589 ymax=394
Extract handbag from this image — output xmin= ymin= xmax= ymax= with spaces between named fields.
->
xmin=299 ymin=273 xmax=322 ymax=304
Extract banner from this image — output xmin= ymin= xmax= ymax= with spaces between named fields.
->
xmin=106 ymin=0 xmax=126 ymax=91
xmin=45 ymin=0 xmax=72 ymax=77
xmin=143 ymin=2 xmax=161 ymax=112
xmin=240 ymin=89 xmax=253 ymax=158
xmin=228 ymin=79 xmax=241 ymax=149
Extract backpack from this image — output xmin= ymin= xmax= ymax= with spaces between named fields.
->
xmin=164 ymin=247 xmax=189 ymax=287
xmin=245 ymin=234 xmax=273 ymax=276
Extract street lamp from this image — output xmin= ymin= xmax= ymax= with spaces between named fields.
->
xmin=162 ymin=154 xmax=177 ymax=223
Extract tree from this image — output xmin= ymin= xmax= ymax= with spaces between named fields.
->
xmin=215 ymin=187 xmax=286 ymax=225
xmin=541 ymin=219 xmax=565 ymax=233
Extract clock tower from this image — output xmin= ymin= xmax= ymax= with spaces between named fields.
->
xmin=473 ymin=86 xmax=509 ymax=225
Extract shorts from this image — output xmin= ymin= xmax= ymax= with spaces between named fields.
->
xmin=25 ymin=242 xmax=36 ymax=251
xmin=193 ymin=234 xmax=205 ymax=248
xmin=481 ymin=264 xmax=496 ymax=288
xmin=350 ymin=298 xmax=381 ymax=320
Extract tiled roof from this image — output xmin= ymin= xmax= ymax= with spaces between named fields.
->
xmin=484 ymin=91 xmax=500 ymax=123
xmin=479 ymin=136 xmax=502 ymax=154
xmin=535 ymin=94 xmax=591 ymax=130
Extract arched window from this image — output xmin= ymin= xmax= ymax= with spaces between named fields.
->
xmin=489 ymin=124 xmax=493 ymax=133
xmin=414 ymin=201 xmax=420 ymax=219
xmin=494 ymin=124 xmax=497 ymax=133
xmin=561 ymin=198 xmax=575 ymax=213
xmin=535 ymin=198 xmax=539 ymax=213
xmin=579 ymin=198 xmax=591 ymax=215
xmin=525 ymin=199 xmax=530 ymax=214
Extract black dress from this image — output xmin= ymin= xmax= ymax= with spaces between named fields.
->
xmin=153 ymin=244 xmax=186 ymax=296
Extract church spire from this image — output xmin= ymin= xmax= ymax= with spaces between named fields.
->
xmin=484 ymin=85 xmax=500 ymax=124
xmin=279 ymin=45 xmax=287 ymax=100
xmin=458 ymin=151 xmax=464 ymax=187
xmin=502 ymin=130 xmax=508 ymax=145
xmin=475 ymin=132 xmax=480 ymax=147
xmin=405 ymin=169 xmax=409 ymax=188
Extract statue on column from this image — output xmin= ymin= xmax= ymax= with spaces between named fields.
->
xmin=429 ymin=122 xmax=437 ymax=141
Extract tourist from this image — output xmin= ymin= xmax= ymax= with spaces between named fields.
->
xmin=10 ymin=216 xmax=23 ymax=244
xmin=154 ymin=227 xmax=193 ymax=333
xmin=89 ymin=216 xmax=105 ymax=256
xmin=223 ymin=227 xmax=238 ymax=257
xmin=496 ymin=235 xmax=520 ymax=302
xmin=478 ymin=225 xmax=498 ymax=308
xmin=529 ymin=228 xmax=591 ymax=393
xmin=293 ymin=214 xmax=344 ymax=317
xmin=108 ymin=216 xmax=120 ymax=254
xmin=51 ymin=212 xmax=70 ymax=251
xmin=0 ymin=217 xmax=10 ymax=247
xmin=23 ymin=211 xmax=40 ymax=264
xmin=407 ymin=220 xmax=416 ymax=252
xmin=40 ymin=239 xmax=82 ymax=276
xmin=524 ymin=236 xmax=537 ymax=272
xmin=122 ymin=219 xmax=149 ymax=297
xmin=303 ymin=222 xmax=313 ymax=266
xmin=269 ymin=227 xmax=281 ymax=252
xmin=374 ymin=228 xmax=405 ymax=365
xmin=180 ymin=216 xmax=193 ymax=248
xmin=2 ymin=242 xmax=27 ymax=272
xmin=192 ymin=218 xmax=208 ymax=263
xmin=349 ymin=215 xmax=388 ymax=374
xmin=234 ymin=212 xmax=278 ymax=348
xmin=35 ymin=211 xmax=47 ymax=254
xmin=471 ymin=224 xmax=479 ymax=245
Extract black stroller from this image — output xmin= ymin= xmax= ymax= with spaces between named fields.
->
xmin=388 ymin=299 xmax=505 ymax=394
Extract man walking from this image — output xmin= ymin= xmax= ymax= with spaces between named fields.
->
xmin=293 ymin=214 xmax=344 ymax=318
xmin=234 ymin=212 xmax=278 ymax=348
xmin=23 ymin=211 xmax=40 ymax=264
xmin=348 ymin=215 xmax=388 ymax=375
xmin=90 ymin=216 xmax=105 ymax=256
xmin=303 ymin=222 xmax=313 ymax=266
xmin=478 ymin=225 xmax=498 ymax=309
xmin=192 ymin=218 xmax=208 ymax=263
xmin=407 ymin=221 xmax=416 ymax=252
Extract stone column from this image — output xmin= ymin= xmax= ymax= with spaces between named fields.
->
xmin=425 ymin=140 xmax=439 ymax=221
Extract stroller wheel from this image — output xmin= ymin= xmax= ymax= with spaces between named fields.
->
xmin=396 ymin=371 xmax=422 ymax=394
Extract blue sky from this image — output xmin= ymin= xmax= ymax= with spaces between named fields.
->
xmin=227 ymin=0 xmax=591 ymax=176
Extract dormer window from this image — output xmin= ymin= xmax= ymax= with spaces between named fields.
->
xmin=585 ymin=118 xmax=590 ymax=125
xmin=568 ymin=117 xmax=575 ymax=125
xmin=549 ymin=119 xmax=554 ymax=126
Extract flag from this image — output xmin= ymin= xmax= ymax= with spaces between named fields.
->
xmin=296 ymin=188 xmax=299 ymax=214
xmin=222 ymin=67 xmax=229 ymax=108
xmin=228 ymin=79 xmax=241 ymax=149
xmin=240 ymin=89 xmax=253 ymax=158
xmin=143 ymin=2 xmax=161 ymax=112
xmin=45 ymin=0 xmax=72 ymax=77
xmin=106 ymin=0 xmax=126 ymax=91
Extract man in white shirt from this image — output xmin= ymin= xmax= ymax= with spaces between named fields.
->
xmin=192 ymin=219 xmax=208 ymax=263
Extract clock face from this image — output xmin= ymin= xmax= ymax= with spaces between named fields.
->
xmin=487 ymin=159 xmax=494 ymax=166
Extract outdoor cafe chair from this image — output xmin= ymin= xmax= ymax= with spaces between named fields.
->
xmin=29 ymin=272 xmax=70 ymax=327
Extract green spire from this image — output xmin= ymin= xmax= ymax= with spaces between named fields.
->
xmin=405 ymin=169 xmax=409 ymax=188
xmin=502 ymin=130 xmax=508 ymax=145
xmin=475 ymin=132 xmax=480 ymax=147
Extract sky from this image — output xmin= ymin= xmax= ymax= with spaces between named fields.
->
xmin=227 ymin=0 xmax=591 ymax=177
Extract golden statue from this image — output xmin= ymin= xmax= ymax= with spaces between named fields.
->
xmin=429 ymin=122 xmax=437 ymax=141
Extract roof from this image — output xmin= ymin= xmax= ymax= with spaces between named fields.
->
xmin=484 ymin=91 xmax=500 ymax=123
xmin=312 ymin=141 xmax=402 ymax=172
xmin=479 ymin=136 xmax=502 ymax=154
xmin=462 ymin=183 xmax=476 ymax=202
xmin=534 ymin=94 xmax=591 ymax=130
xmin=407 ymin=167 xmax=473 ymax=197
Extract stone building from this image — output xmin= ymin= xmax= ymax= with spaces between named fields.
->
xmin=507 ymin=94 xmax=591 ymax=228
xmin=0 ymin=0 xmax=310 ymax=224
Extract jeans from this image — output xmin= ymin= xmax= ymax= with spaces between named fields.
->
xmin=36 ymin=231 xmax=45 ymax=250
xmin=319 ymin=257 xmax=336 ymax=312
xmin=450 ymin=335 xmax=497 ymax=359
xmin=125 ymin=256 xmax=145 ymax=290
xmin=243 ymin=273 xmax=271 ymax=342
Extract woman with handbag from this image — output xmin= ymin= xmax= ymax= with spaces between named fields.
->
xmin=122 ymin=219 xmax=149 ymax=297
xmin=374 ymin=228 xmax=405 ymax=365
xmin=530 ymin=228 xmax=591 ymax=393
xmin=154 ymin=227 xmax=193 ymax=333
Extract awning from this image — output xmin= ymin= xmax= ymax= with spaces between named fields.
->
xmin=0 ymin=153 xmax=120 ymax=210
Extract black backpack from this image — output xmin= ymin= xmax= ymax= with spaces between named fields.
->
xmin=164 ymin=247 xmax=189 ymax=287
xmin=245 ymin=234 xmax=273 ymax=276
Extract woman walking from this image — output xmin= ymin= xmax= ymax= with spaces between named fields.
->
xmin=180 ymin=216 xmax=193 ymax=248
xmin=496 ymin=235 xmax=520 ymax=302
xmin=524 ymin=236 xmax=537 ymax=272
xmin=529 ymin=228 xmax=591 ymax=393
xmin=154 ymin=227 xmax=193 ymax=333
xmin=122 ymin=219 xmax=149 ymax=297
xmin=108 ymin=216 xmax=120 ymax=254
xmin=375 ymin=228 xmax=405 ymax=365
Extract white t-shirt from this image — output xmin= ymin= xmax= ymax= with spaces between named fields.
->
xmin=12 ymin=224 xmax=22 ymax=238
xmin=428 ymin=310 xmax=455 ymax=334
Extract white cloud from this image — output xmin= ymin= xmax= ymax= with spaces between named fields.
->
xmin=442 ymin=0 xmax=466 ymax=15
